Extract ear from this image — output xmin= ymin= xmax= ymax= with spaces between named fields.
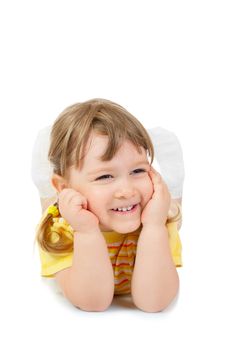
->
xmin=51 ymin=174 xmax=68 ymax=193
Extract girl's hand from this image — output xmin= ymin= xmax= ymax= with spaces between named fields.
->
xmin=141 ymin=167 xmax=171 ymax=227
xmin=58 ymin=188 xmax=100 ymax=233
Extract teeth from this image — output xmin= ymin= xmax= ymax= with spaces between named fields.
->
xmin=113 ymin=205 xmax=134 ymax=212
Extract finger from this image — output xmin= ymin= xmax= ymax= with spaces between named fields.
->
xmin=149 ymin=169 xmax=162 ymax=183
xmin=66 ymin=191 xmax=87 ymax=209
xmin=59 ymin=188 xmax=79 ymax=207
xmin=59 ymin=188 xmax=75 ymax=204
xmin=70 ymin=194 xmax=88 ymax=210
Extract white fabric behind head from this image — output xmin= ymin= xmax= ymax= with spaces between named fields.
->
xmin=31 ymin=126 xmax=56 ymax=198
xmin=31 ymin=125 xmax=184 ymax=199
xmin=147 ymin=127 xmax=185 ymax=198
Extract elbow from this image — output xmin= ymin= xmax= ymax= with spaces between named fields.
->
xmin=56 ymin=272 xmax=114 ymax=312
xmin=66 ymin=290 xmax=114 ymax=312
xmin=72 ymin=297 xmax=113 ymax=312
xmin=134 ymin=297 xmax=175 ymax=313
xmin=133 ymin=281 xmax=180 ymax=313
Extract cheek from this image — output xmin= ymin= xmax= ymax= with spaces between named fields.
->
xmin=84 ymin=187 xmax=109 ymax=212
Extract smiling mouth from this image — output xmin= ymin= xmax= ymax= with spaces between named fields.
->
xmin=111 ymin=204 xmax=138 ymax=213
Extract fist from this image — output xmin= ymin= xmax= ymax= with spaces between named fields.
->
xmin=58 ymin=188 xmax=99 ymax=233
xmin=141 ymin=167 xmax=171 ymax=227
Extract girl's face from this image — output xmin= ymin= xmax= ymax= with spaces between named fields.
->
xmin=67 ymin=133 xmax=154 ymax=233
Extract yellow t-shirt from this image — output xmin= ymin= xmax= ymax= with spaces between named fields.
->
xmin=38 ymin=214 xmax=182 ymax=295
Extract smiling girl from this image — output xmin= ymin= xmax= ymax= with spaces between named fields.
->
xmin=35 ymin=98 xmax=182 ymax=312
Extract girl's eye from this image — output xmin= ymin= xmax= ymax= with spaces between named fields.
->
xmin=95 ymin=169 xmax=146 ymax=181
xmin=95 ymin=174 xmax=113 ymax=181
xmin=132 ymin=168 xmax=146 ymax=174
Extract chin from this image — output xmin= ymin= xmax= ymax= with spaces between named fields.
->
xmin=112 ymin=222 xmax=141 ymax=234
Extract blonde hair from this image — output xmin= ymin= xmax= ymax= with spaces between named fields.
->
xmin=36 ymin=98 xmax=181 ymax=253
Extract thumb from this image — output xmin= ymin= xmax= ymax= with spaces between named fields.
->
xmin=83 ymin=198 xmax=88 ymax=210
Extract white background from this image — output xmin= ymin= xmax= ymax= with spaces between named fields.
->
xmin=0 ymin=0 xmax=231 ymax=349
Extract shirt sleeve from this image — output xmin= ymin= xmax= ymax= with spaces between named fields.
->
xmin=39 ymin=247 xmax=73 ymax=278
xmin=38 ymin=216 xmax=74 ymax=278
xmin=166 ymin=221 xmax=183 ymax=267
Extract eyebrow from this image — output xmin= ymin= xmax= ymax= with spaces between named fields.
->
xmin=87 ymin=161 xmax=150 ymax=175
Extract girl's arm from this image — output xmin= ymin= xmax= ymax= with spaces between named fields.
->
xmin=55 ymin=229 xmax=115 ymax=312
xmin=131 ymin=169 xmax=180 ymax=312
xmin=131 ymin=224 xmax=179 ymax=313
xmin=53 ymin=189 xmax=115 ymax=312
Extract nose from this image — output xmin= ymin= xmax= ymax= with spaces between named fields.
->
xmin=114 ymin=181 xmax=136 ymax=199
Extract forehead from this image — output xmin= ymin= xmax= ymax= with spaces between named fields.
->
xmin=83 ymin=133 xmax=147 ymax=167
